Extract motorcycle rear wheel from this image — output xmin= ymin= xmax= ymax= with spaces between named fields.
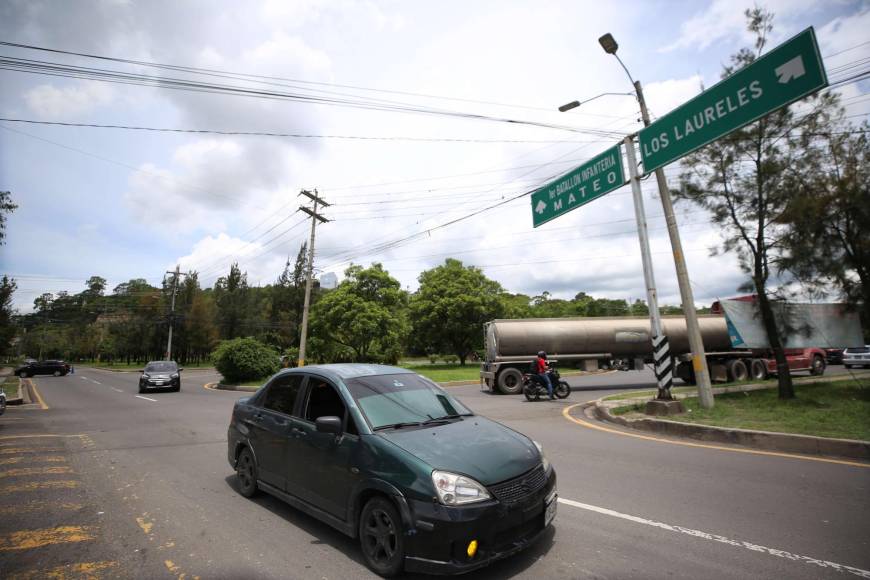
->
xmin=555 ymin=381 xmax=571 ymax=399
xmin=523 ymin=385 xmax=535 ymax=401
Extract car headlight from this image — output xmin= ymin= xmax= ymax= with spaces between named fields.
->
xmin=533 ymin=440 xmax=550 ymax=472
xmin=171 ymin=373 xmax=179 ymax=379
xmin=432 ymin=470 xmax=491 ymax=505
xmin=142 ymin=374 xmax=150 ymax=380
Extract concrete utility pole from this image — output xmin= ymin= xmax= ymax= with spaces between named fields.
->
xmin=165 ymin=265 xmax=189 ymax=361
xmin=633 ymin=80 xmax=714 ymax=409
xmin=297 ymin=189 xmax=330 ymax=367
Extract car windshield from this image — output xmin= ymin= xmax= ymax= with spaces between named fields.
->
xmin=344 ymin=373 xmax=472 ymax=430
xmin=145 ymin=362 xmax=177 ymax=373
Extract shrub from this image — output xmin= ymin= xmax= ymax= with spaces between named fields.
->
xmin=212 ymin=337 xmax=280 ymax=384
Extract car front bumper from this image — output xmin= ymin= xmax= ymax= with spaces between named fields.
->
xmin=403 ymin=468 xmax=557 ymax=575
xmin=140 ymin=378 xmax=179 ymax=388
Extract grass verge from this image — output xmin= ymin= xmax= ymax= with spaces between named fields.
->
xmin=403 ymin=364 xmax=480 ymax=383
xmin=1 ymin=376 xmax=19 ymax=398
xmin=614 ymin=379 xmax=870 ymax=440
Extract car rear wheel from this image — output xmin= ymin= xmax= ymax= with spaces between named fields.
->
xmin=18 ymin=371 xmax=28 ymax=378
xmin=53 ymin=370 xmax=61 ymax=377
xmin=236 ymin=448 xmax=258 ymax=498
xmin=359 ymin=497 xmax=405 ymax=577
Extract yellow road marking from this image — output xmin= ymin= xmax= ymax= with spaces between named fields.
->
xmin=0 ymin=525 xmax=96 ymax=551
xmin=7 ymin=560 xmax=119 ymax=580
xmin=0 ymin=447 xmax=63 ymax=455
xmin=0 ymin=456 xmax=66 ymax=465
xmin=25 ymin=379 xmax=49 ymax=410
xmin=0 ymin=502 xmax=83 ymax=516
xmin=562 ymin=403 xmax=870 ymax=469
xmin=136 ymin=516 xmax=154 ymax=535
xmin=0 ymin=466 xmax=73 ymax=478
xmin=0 ymin=480 xmax=80 ymax=492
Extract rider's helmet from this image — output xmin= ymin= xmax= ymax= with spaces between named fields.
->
xmin=537 ymin=350 xmax=547 ymax=359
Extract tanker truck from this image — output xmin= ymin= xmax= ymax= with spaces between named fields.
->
xmin=479 ymin=315 xmax=828 ymax=394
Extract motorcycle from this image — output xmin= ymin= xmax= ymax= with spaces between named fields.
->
xmin=522 ymin=364 xmax=571 ymax=401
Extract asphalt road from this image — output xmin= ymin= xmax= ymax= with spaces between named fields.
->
xmin=1 ymin=366 xmax=868 ymax=579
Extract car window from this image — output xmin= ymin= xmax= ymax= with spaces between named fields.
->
xmin=262 ymin=374 xmax=304 ymax=416
xmin=344 ymin=373 xmax=472 ymax=430
xmin=847 ymin=347 xmax=869 ymax=353
xmin=145 ymin=361 xmax=178 ymax=373
xmin=303 ymin=380 xmax=353 ymax=430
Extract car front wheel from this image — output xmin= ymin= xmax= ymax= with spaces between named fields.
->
xmin=236 ymin=448 xmax=258 ymax=498
xmin=359 ymin=497 xmax=405 ymax=577
xmin=18 ymin=371 xmax=28 ymax=378
xmin=53 ymin=370 xmax=61 ymax=377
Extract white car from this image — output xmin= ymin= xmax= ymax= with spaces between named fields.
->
xmin=843 ymin=345 xmax=870 ymax=369
xmin=0 ymin=390 xmax=6 ymax=416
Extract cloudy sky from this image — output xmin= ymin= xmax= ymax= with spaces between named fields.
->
xmin=1 ymin=0 xmax=868 ymax=314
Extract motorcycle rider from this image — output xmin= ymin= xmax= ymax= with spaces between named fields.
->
xmin=535 ymin=350 xmax=554 ymax=400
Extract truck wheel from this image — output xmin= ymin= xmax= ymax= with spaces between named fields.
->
xmin=497 ymin=368 xmax=524 ymax=395
xmin=810 ymin=355 xmax=825 ymax=376
xmin=726 ymin=359 xmax=749 ymax=382
xmin=749 ymin=359 xmax=768 ymax=381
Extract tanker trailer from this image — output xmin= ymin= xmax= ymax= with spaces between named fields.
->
xmin=479 ymin=316 xmax=737 ymax=394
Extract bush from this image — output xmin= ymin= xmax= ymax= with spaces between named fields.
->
xmin=211 ymin=337 xmax=280 ymax=384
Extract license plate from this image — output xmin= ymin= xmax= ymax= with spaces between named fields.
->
xmin=544 ymin=495 xmax=557 ymax=527
xmin=155 ymin=381 xmax=164 ymax=385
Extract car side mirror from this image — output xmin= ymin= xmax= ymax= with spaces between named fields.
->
xmin=178 ymin=368 xmax=184 ymax=372
xmin=139 ymin=369 xmax=145 ymax=373
xmin=315 ymin=416 xmax=342 ymax=435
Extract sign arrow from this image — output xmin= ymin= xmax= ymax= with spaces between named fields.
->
xmin=535 ymin=200 xmax=547 ymax=214
xmin=775 ymin=56 xmax=805 ymax=84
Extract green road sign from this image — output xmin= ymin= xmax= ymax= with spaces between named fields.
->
xmin=531 ymin=144 xmax=624 ymax=227
xmin=639 ymin=27 xmax=827 ymax=174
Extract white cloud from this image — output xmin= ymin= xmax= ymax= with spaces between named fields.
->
xmin=23 ymin=80 xmax=115 ymax=119
xmin=175 ymin=232 xmax=289 ymax=287
xmin=660 ymin=0 xmax=829 ymax=53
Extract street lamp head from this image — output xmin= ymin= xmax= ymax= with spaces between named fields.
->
xmin=558 ymin=101 xmax=580 ymax=112
xmin=599 ymin=33 xmax=618 ymax=55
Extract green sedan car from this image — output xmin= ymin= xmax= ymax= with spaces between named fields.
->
xmin=227 ymin=364 xmax=557 ymax=576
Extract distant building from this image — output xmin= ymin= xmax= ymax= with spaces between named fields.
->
xmin=319 ymin=272 xmax=338 ymax=289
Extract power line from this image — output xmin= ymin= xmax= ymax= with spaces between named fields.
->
xmin=0 ymin=118 xmax=597 ymax=144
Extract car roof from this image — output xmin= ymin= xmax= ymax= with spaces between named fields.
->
xmin=281 ymin=363 xmax=412 ymax=381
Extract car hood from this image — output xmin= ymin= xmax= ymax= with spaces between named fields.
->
xmin=145 ymin=373 xmax=173 ymax=378
xmin=377 ymin=416 xmax=540 ymax=485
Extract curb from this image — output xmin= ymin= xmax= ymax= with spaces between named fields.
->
xmin=206 ymin=382 xmax=259 ymax=392
xmin=590 ymin=392 xmax=870 ymax=462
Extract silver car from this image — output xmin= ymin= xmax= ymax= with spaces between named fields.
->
xmin=0 ymin=390 xmax=6 ymax=415
xmin=843 ymin=345 xmax=870 ymax=369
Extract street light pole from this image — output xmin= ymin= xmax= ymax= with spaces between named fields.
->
xmin=589 ymin=33 xmax=713 ymax=408
xmin=632 ymin=80 xmax=715 ymax=408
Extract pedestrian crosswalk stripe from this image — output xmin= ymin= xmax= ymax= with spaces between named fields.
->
xmin=0 ymin=526 xmax=97 ymax=551
xmin=0 ymin=466 xmax=74 ymax=479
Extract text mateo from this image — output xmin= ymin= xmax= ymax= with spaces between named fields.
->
xmin=642 ymin=80 xmax=764 ymax=157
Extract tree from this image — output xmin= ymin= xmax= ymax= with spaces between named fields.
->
xmin=0 ymin=276 xmax=17 ymax=353
xmin=310 ymin=263 xmax=408 ymax=363
xmin=214 ymin=263 xmax=249 ymax=339
xmin=675 ymin=8 xmax=836 ymax=399
xmin=410 ymin=259 xmax=504 ymax=364
xmin=778 ymin=117 xmax=870 ymax=338
xmin=0 ymin=191 xmax=17 ymax=244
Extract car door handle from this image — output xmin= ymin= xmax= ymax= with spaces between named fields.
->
xmin=290 ymin=427 xmax=307 ymax=437
xmin=251 ymin=414 xmax=264 ymax=422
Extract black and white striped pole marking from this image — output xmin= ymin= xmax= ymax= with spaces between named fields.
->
xmin=652 ymin=334 xmax=673 ymax=399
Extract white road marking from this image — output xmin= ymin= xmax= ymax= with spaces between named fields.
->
xmin=558 ymin=497 xmax=870 ymax=578
xmin=112 ymin=388 xmax=123 ymax=393
xmin=90 ymin=379 xmax=101 ymax=385
xmin=135 ymin=395 xmax=157 ymax=402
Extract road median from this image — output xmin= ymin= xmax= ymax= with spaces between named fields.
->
xmin=590 ymin=372 xmax=870 ymax=461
